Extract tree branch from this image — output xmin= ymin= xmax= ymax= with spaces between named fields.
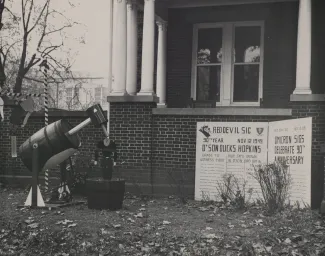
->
xmin=24 ymin=75 xmax=56 ymax=84
xmin=23 ymin=53 xmax=40 ymax=73
xmin=0 ymin=0 xmax=6 ymax=31
xmin=21 ymin=0 xmax=26 ymax=30
xmin=39 ymin=43 xmax=63 ymax=58
xmin=1 ymin=39 xmax=23 ymax=68
xmin=36 ymin=1 xmax=49 ymax=51
xmin=4 ymin=6 xmax=19 ymax=23
xmin=25 ymin=0 xmax=34 ymax=31
xmin=45 ymin=23 xmax=74 ymax=36
xmin=27 ymin=0 xmax=49 ymax=34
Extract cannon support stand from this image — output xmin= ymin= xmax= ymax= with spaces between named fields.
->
xmin=24 ymin=143 xmax=45 ymax=207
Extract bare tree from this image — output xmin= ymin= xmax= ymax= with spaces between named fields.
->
xmin=0 ymin=0 xmax=84 ymax=93
xmin=21 ymin=68 xmax=99 ymax=111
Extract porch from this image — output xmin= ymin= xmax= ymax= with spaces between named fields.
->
xmin=107 ymin=0 xmax=325 ymax=109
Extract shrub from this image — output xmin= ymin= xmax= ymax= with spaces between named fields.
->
xmin=216 ymin=173 xmax=253 ymax=209
xmin=66 ymin=153 xmax=95 ymax=195
xmin=252 ymin=160 xmax=292 ymax=214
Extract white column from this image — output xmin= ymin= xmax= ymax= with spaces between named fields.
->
xmin=111 ymin=0 xmax=127 ymax=96
xmin=107 ymin=0 xmax=114 ymax=94
xmin=126 ymin=0 xmax=138 ymax=95
xmin=138 ymin=0 xmax=156 ymax=96
xmin=156 ymin=21 xmax=167 ymax=107
xmin=293 ymin=0 xmax=312 ymax=95
xmin=107 ymin=0 xmax=114 ymax=134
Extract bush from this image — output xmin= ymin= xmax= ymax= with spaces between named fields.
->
xmin=216 ymin=173 xmax=253 ymax=209
xmin=66 ymin=154 xmax=95 ymax=195
xmin=252 ymin=160 xmax=292 ymax=214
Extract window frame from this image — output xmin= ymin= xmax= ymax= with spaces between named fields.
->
xmin=191 ymin=21 xmax=265 ymax=107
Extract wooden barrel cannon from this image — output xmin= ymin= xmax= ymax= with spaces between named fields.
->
xmin=19 ymin=119 xmax=81 ymax=172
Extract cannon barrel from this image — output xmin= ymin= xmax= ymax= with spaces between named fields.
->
xmin=19 ymin=119 xmax=80 ymax=173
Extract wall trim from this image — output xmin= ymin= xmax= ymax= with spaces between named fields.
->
xmin=153 ymin=107 xmax=292 ymax=116
xmin=167 ymin=0 xmax=298 ymax=8
xmin=290 ymin=94 xmax=325 ymax=102
xmin=107 ymin=95 xmax=159 ymax=103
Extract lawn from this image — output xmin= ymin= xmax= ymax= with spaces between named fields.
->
xmin=1 ymin=187 xmax=325 ymax=256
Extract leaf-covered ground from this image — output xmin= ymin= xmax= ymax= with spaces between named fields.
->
xmin=1 ymin=187 xmax=325 ymax=256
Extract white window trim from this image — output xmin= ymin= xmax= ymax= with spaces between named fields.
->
xmin=191 ymin=20 xmax=265 ymax=107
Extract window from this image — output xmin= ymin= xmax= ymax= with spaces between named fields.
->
xmin=94 ymin=87 xmax=102 ymax=104
xmin=73 ymin=87 xmax=80 ymax=105
xmin=191 ymin=21 xmax=264 ymax=106
xmin=66 ymin=88 xmax=73 ymax=104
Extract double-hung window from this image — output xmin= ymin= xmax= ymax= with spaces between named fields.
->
xmin=66 ymin=88 xmax=73 ymax=104
xmin=191 ymin=21 xmax=264 ymax=106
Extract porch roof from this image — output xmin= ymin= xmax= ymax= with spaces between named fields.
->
xmin=138 ymin=0 xmax=298 ymax=22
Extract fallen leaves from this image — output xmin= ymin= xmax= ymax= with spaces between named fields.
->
xmin=27 ymin=223 xmax=39 ymax=229
xmin=1 ymin=188 xmax=325 ymax=256
xmin=134 ymin=212 xmax=144 ymax=218
xmin=162 ymin=220 xmax=171 ymax=225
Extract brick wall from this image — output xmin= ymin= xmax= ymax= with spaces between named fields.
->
xmin=167 ymin=2 xmax=299 ymax=108
xmin=109 ymin=102 xmax=156 ymax=194
xmin=2 ymin=100 xmax=325 ymax=208
xmin=108 ymin=101 xmax=325 ymax=208
xmin=0 ymin=102 xmax=106 ymax=187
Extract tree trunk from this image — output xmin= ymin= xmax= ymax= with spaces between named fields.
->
xmin=0 ymin=56 xmax=5 ymax=89
xmin=14 ymin=36 xmax=28 ymax=93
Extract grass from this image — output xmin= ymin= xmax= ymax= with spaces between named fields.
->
xmin=1 ymin=187 xmax=325 ymax=256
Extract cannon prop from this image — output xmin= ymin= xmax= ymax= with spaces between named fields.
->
xmin=20 ymin=104 xmax=111 ymax=207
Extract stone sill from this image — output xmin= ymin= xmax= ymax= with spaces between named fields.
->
xmin=107 ymin=95 xmax=159 ymax=103
xmin=290 ymin=94 xmax=325 ymax=102
xmin=152 ymin=107 xmax=292 ymax=116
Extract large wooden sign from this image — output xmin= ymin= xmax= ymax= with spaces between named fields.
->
xmin=268 ymin=117 xmax=312 ymax=205
xmin=195 ymin=117 xmax=312 ymax=206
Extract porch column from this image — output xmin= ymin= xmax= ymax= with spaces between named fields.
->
xmin=111 ymin=0 xmax=127 ymax=96
xmin=107 ymin=0 xmax=114 ymax=93
xmin=156 ymin=21 xmax=167 ymax=107
xmin=126 ymin=0 xmax=138 ymax=95
xmin=138 ymin=0 xmax=156 ymax=96
xmin=107 ymin=0 xmax=114 ymax=134
xmin=293 ymin=0 xmax=312 ymax=95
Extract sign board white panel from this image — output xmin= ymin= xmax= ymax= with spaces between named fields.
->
xmin=268 ymin=117 xmax=312 ymax=206
xmin=195 ymin=122 xmax=268 ymax=201
xmin=195 ymin=118 xmax=312 ymax=206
